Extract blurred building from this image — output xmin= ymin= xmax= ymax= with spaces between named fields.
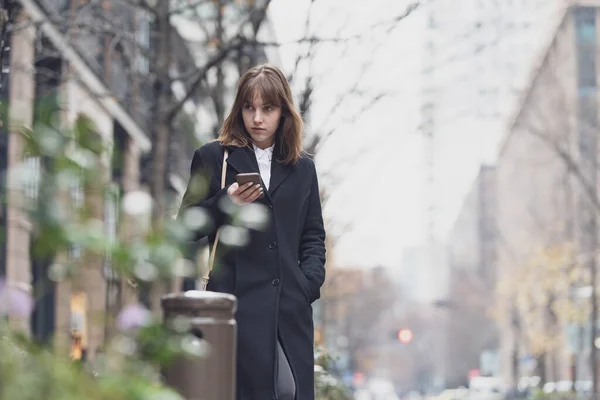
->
xmin=447 ymin=166 xmax=497 ymax=284
xmin=313 ymin=263 xmax=365 ymax=373
xmin=399 ymin=245 xmax=449 ymax=304
xmin=444 ymin=165 xmax=499 ymax=387
xmin=421 ymin=0 xmax=565 ymax=253
xmin=2 ymin=0 xmax=154 ymax=351
xmin=495 ymin=1 xmax=600 ymax=386
xmin=423 ymin=0 xmax=563 ymax=164
xmin=421 ymin=0 xmax=563 ymax=384
xmin=0 ymin=0 xmax=276 ymax=358
xmin=425 ymin=0 xmax=593 ymax=389
xmin=315 ymin=262 xmax=417 ymax=387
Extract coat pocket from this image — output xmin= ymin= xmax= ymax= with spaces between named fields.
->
xmin=296 ymin=263 xmax=311 ymax=303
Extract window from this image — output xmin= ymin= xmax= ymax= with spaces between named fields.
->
xmin=575 ymin=7 xmax=599 ymax=261
xmin=575 ymin=6 xmax=598 ymax=160
xmin=136 ymin=13 xmax=150 ymax=75
xmin=103 ymin=182 xmax=119 ymax=283
xmin=30 ymin=249 xmax=55 ymax=343
xmin=0 ymin=35 xmax=8 ymax=278
xmin=0 ymin=126 xmax=6 ymax=278
xmin=575 ymin=7 xmax=597 ymax=90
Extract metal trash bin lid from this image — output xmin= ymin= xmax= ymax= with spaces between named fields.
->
xmin=161 ymin=290 xmax=237 ymax=312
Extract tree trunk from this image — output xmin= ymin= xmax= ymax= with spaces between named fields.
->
xmin=511 ymin=307 xmax=520 ymax=386
xmin=213 ymin=0 xmax=225 ymax=135
xmin=147 ymin=0 xmax=172 ymax=313
xmin=151 ymin=0 xmax=171 ymax=228
xmin=591 ymin=253 xmax=598 ymax=393
xmin=6 ymin=6 xmax=35 ymax=333
xmin=539 ymin=354 xmax=547 ymax=384
xmin=76 ymin=146 xmax=109 ymax=360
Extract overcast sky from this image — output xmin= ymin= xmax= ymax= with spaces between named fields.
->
xmin=267 ymin=0 xmax=561 ymax=269
xmin=268 ymin=1 xmax=433 ymax=269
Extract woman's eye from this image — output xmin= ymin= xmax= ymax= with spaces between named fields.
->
xmin=244 ymin=105 xmax=253 ymax=110
xmin=264 ymin=106 xmax=273 ymax=112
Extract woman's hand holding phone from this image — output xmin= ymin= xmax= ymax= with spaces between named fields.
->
xmin=227 ymin=182 xmax=264 ymax=205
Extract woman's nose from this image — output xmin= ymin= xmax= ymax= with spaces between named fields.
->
xmin=253 ymin=111 xmax=263 ymax=123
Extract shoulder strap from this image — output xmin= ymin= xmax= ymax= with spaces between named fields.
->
xmin=201 ymin=148 xmax=229 ymax=290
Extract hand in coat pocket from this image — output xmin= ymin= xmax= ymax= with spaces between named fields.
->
xmin=298 ymin=272 xmax=312 ymax=303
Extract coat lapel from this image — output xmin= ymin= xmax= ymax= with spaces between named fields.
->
xmin=224 ymin=143 xmax=293 ymax=198
xmin=225 ymin=145 xmax=259 ymax=174
xmin=225 ymin=145 xmax=275 ymax=204
xmin=269 ymin=157 xmax=293 ymax=195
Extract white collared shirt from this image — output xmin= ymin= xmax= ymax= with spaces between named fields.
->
xmin=253 ymin=144 xmax=274 ymax=190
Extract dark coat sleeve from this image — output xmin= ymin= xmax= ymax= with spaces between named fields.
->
xmin=299 ymin=161 xmax=326 ymax=303
xmin=177 ymin=145 xmax=228 ymax=242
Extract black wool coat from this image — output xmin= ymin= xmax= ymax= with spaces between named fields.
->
xmin=177 ymin=141 xmax=326 ymax=400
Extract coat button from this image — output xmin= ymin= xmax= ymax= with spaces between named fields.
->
xmin=266 ymin=205 xmax=273 ymax=213
xmin=268 ymin=241 xmax=277 ymax=249
xmin=271 ymin=278 xmax=280 ymax=286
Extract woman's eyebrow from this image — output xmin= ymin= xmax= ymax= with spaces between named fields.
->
xmin=245 ymin=99 xmax=278 ymax=107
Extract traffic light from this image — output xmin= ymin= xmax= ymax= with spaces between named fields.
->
xmin=398 ymin=328 xmax=413 ymax=344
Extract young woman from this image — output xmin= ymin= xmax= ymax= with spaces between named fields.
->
xmin=178 ymin=64 xmax=326 ymax=400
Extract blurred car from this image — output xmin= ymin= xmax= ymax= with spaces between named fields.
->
xmin=429 ymin=388 xmax=468 ymax=400
xmin=359 ymin=378 xmax=400 ymax=400
xmin=468 ymin=376 xmax=504 ymax=400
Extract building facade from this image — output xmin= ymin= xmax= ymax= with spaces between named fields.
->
xmin=1 ymin=0 xmax=277 ymax=359
xmin=2 ymin=0 xmax=153 ymax=355
xmin=422 ymin=0 xmax=564 ymax=243
xmin=445 ymin=165 xmax=499 ymax=387
xmin=495 ymin=1 xmax=600 ymax=385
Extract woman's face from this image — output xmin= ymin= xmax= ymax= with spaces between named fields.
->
xmin=242 ymin=94 xmax=282 ymax=149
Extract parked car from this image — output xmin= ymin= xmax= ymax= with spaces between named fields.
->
xmin=468 ymin=377 xmax=504 ymax=400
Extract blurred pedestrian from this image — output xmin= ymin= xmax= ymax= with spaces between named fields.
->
xmin=178 ymin=64 xmax=326 ymax=400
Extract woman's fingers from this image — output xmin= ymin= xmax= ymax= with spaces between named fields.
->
xmin=240 ymin=184 xmax=263 ymax=202
xmin=229 ymin=182 xmax=263 ymax=205
xmin=247 ymin=186 xmax=264 ymax=202
xmin=233 ymin=182 xmax=254 ymax=196
xmin=227 ymin=182 xmax=240 ymax=197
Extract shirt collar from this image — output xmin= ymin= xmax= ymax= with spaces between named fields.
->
xmin=253 ymin=144 xmax=274 ymax=160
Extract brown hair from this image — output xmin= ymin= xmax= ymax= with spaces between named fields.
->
xmin=218 ymin=64 xmax=304 ymax=165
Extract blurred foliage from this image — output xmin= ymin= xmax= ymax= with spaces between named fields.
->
xmin=0 ymin=320 xmax=187 ymax=399
xmin=529 ymin=389 xmax=550 ymax=400
xmin=493 ymin=242 xmax=586 ymax=356
xmin=2 ymin=101 xmax=346 ymax=398
xmin=0 ymin=107 xmax=216 ymax=398
xmin=314 ymin=346 xmax=354 ymax=400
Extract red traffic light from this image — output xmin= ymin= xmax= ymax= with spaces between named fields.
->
xmin=398 ymin=328 xmax=413 ymax=344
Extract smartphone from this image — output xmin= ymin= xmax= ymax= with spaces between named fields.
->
xmin=236 ymin=172 xmax=262 ymax=188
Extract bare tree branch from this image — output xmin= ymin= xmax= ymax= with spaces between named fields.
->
xmin=527 ymin=125 xmax=600 ymax=211
xmin=288 ymin=2 xmax=421 ymax=48
xmin=54 ymin=18 xmax=153 ymax=60
xmin=166 ymin=36 xmax=243 ymax=122
xmin=116 ymin=0 xmax=157 ymax=16
xmin=168 ymin=0 xmax=212 ymax=16
xmin=518 ymin=61 xmax=600 ymax=212
xmin=298 ymin=3 xmax=420 ymax=158
xmin=305 ymin=92 xmax=393 ymax=155
xmin=167 ymin=0 xmax=272 ymax=121
xmin=289 ymin=0 xmax=318 ymax=83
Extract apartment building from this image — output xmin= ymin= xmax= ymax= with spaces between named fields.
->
xmin=0 ymin=0 xmax=275 ymax=360
xmin=445 ymin=165 xmax=499 ymax=387
xmin=495 ymin=1 xmax=600 ymax=385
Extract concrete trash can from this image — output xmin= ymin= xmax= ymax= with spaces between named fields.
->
xmin=161 ymin=290 xmax=237 ymax=400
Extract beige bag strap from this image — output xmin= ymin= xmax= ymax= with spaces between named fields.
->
xmin=200 ymin=149 xmax=229 ymax=291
